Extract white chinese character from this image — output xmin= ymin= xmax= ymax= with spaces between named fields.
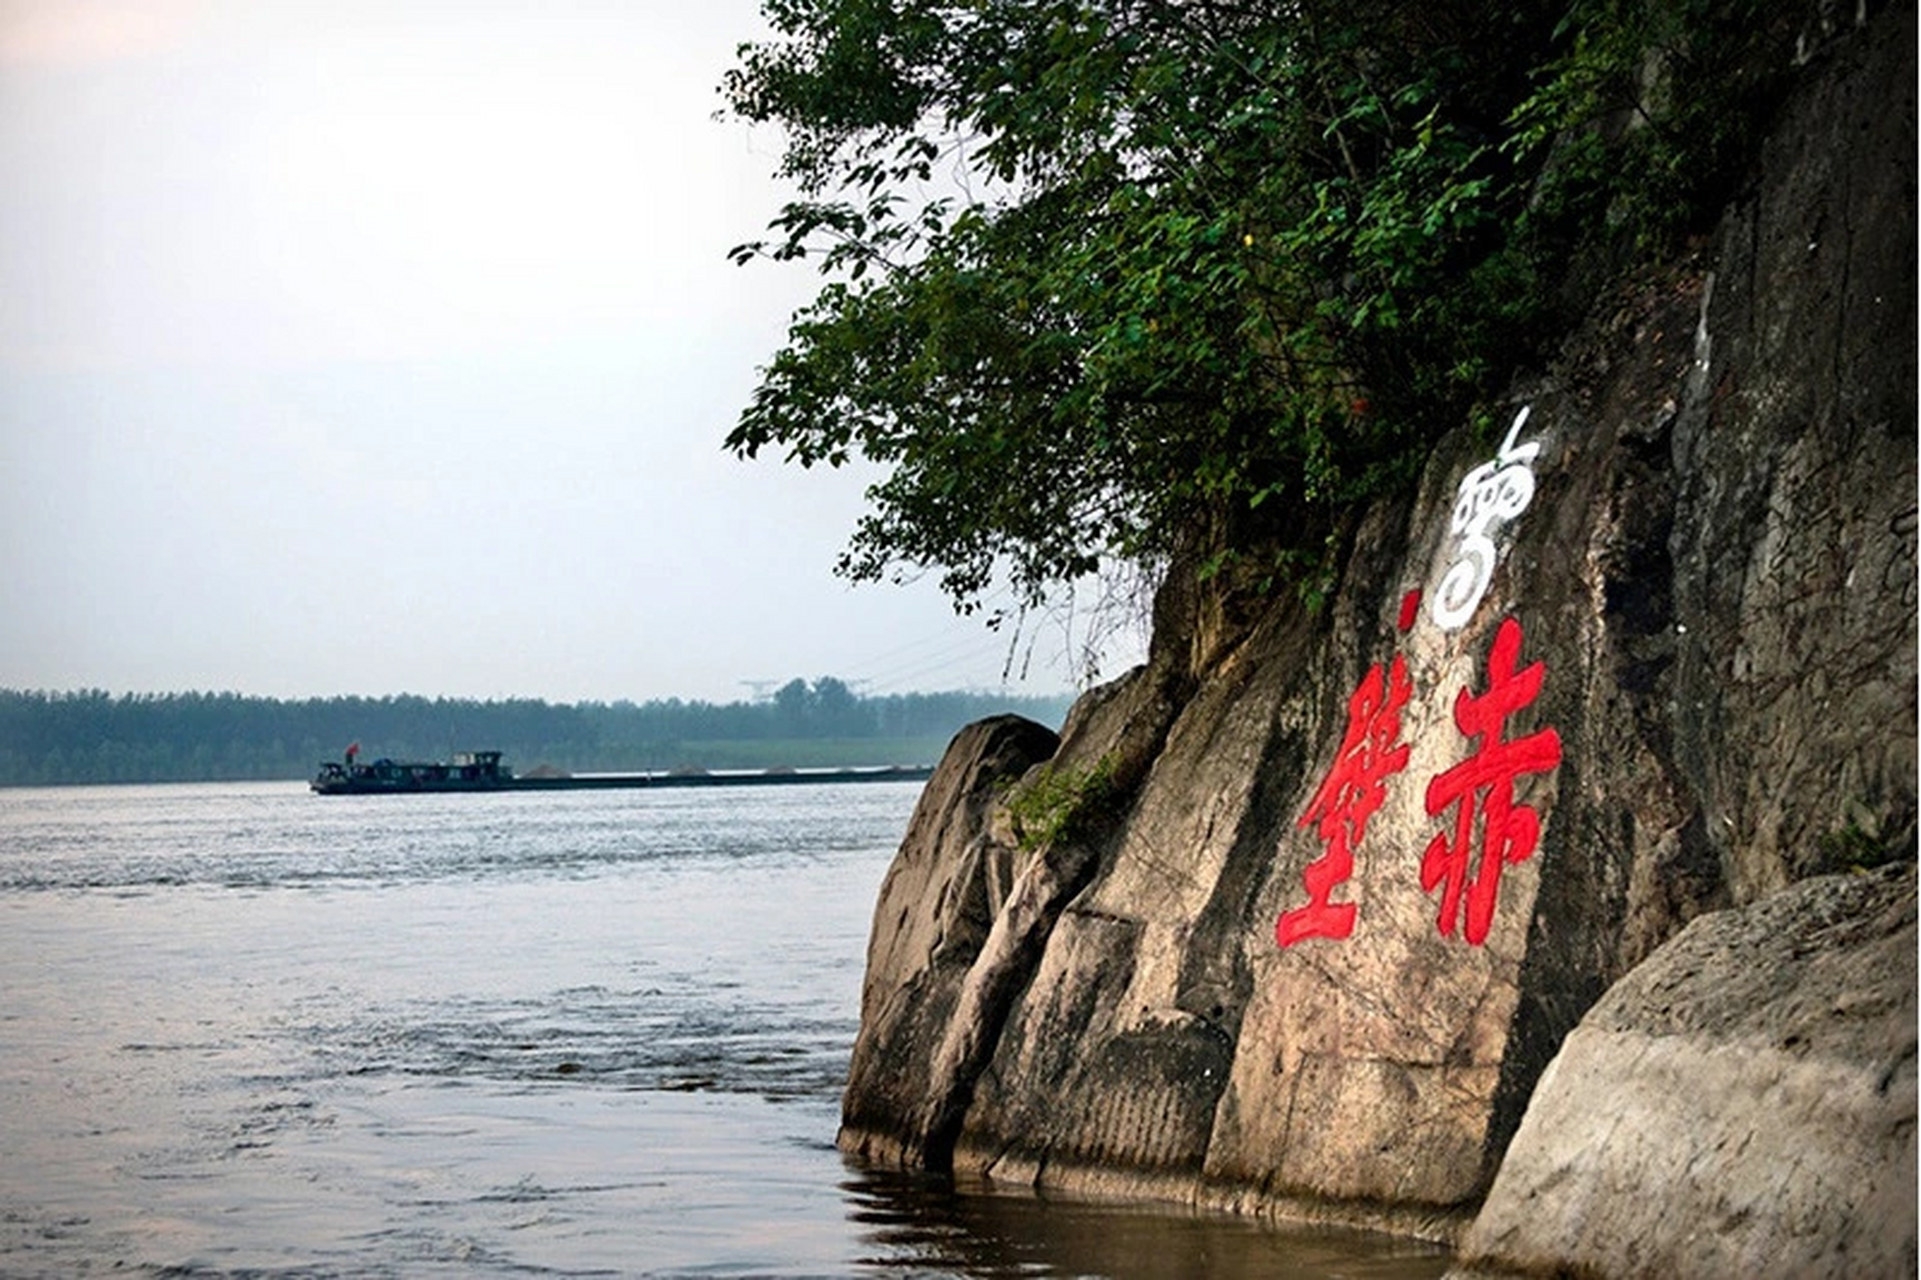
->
xmin=1431 ymin=406 xmax=1539 ymax=631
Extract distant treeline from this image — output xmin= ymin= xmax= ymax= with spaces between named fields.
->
xmin=0 ymin=680 xmax=1075 ymax=786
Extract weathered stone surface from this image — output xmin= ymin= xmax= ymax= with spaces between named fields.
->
xmin=838 ymin=0 xmax=1915 ymax=1257
xmin=1451 ymin=863 xmax=1917 ymax=1280
xmin=1664 ymin=0 xmax=1919 ymax=907
xmin=841 ymin=662 xmax=1197 ymax=1170
xmin=840 ymin=712 xmax=1061 ymax=1167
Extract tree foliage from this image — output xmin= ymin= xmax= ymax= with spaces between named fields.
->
xmin=723 ymin=0 xmax=1789 ymax=614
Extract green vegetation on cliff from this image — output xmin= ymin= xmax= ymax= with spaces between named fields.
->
xmin=724 ymin=0 xmax=1802 ymax=614
xmin=0 ymin=683 xmax=1073 ymax=786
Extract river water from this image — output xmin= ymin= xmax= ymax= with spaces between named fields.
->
xmin=0 ymin=781 xmax=1448 ymax=1278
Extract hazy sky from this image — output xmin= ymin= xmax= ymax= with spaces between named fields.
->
xmin=0 ymin=0 xmax=1143 ymax=703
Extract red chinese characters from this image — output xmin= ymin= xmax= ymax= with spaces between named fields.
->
xmin=1277 ymin=653 xmax=1413 ymax=947
xmin=1421 ymin=616 xmax=1563 ymax=945
xmin=1276 ymin=609 xmax=1562 ymax=949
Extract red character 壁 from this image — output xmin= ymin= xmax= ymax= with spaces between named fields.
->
xmin=1278 ymin=654 xmax=1413 ymax=946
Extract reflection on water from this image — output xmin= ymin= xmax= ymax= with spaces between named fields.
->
xmin=0 ymin=782 xmax=1448 ymax=1278
xmin=845 ymin=1169 xmax=1449 ymax=1279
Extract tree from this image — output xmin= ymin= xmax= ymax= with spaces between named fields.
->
xmin=773 ymin=677 xmax=815 ymax=732
xmin=722 ymin=0 xmax=1785 ymax=619
xmin=811 ymin=676 xmax=864 ymax=736
xmin=722 ymin=0 xmax=1576 ymax=616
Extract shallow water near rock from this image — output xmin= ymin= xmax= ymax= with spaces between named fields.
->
xmin=0 ymin=780 xmax=1447 ymax=1277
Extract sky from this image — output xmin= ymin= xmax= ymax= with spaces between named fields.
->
xmin=0 ymin=0 xmax=1145 ymax=704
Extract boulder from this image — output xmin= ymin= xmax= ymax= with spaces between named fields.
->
xmin=840 ymin=712 xmax=1062 ymax=1167
xmin=1451 ymin=864 xmax=1916 ymax=1280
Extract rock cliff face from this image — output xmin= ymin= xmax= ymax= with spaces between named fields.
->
xmin=839 ymin=1 xmax=1915 ymax=1265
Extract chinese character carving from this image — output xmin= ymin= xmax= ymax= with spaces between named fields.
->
xmin=1421 ymin=616 xmax=1563 ymax=945
xmin=1278 ymin=654 xmax=1413 ymax=946
xmin=1432 ymin=406 xmax=1540 ymax=631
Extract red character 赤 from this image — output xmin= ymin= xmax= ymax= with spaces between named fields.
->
xmin=1278 ymin=654 xmax=1413 ymax=946
xmin=1422 ymin=616 xmax=1562 ymax=945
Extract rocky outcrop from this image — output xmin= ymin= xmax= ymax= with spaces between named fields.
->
xmin=842 ymin=670 xmax=1197 ymax=1171
xmin=839 ymin=0 xmax=1915 ymax=1263
xmin=841 ymin=713 xmax=1062 ymax=1166
xmin=1451 ymin=864 xmax=1916 ymax=1280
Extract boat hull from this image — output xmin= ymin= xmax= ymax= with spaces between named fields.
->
xmin=311 ymin=761 xmax=933 ymax=794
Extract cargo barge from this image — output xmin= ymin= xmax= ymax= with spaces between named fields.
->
xmin=311 ymin=749 xmax=932 ymax=795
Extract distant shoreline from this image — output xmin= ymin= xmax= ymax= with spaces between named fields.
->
xmin=0 ymin=686 xmax=1075 ymax=787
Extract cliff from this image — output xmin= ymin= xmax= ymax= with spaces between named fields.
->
xmin=839 ymin=4 xmax=1916 ymax=1273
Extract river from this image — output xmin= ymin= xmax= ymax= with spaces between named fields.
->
xmin=0 ymin=780 xmax=1447 ymax=1278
